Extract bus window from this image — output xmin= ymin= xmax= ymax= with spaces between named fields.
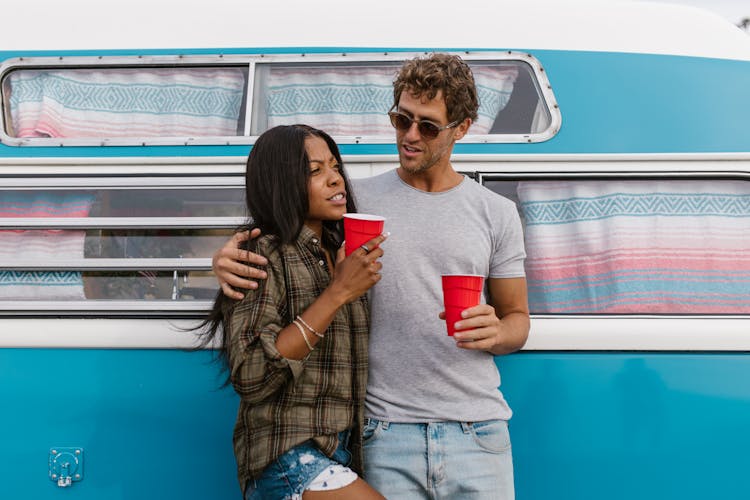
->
xmin=483 ymin=177 xmax=750 ymax=315
xmin=1 ymin=52 xmax=559 ymax=145
xmin=488 ymin=61 xmax=551 ymax=134
xmin=0 ymin=183 xmax=245 ymax=309
xmin=2 ymin=66 xmax=248 ymax=140
xmin=250 ymin=58 xmax=555 ymax=140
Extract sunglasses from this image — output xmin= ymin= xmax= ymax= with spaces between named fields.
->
xmin=387 ymin=111 xmax=460 ymax=139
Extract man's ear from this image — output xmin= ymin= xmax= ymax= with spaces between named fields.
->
xmin=452 ymin=118 xmax=472 ymax=141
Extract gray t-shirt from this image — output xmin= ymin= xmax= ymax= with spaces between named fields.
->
xmin=352 ymin=169 xmax=526 ymax=423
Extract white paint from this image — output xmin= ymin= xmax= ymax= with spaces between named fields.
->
xmin=0 ymin=318 xmax=208 ymax=349
xmin=621 ymin=0 xmax=748 ymax=25
xmin=4 ymin=0 xmax=750 ymax=60
xmin=2 ymin=316 xmax=749 ymax=351
xmin=524 ymin=317 xmax=750 ymax=351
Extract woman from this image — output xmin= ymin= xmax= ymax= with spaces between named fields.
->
xmin=199 ymin=125 xmax=386 ymax=499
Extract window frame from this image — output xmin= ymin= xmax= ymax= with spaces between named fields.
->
xmin=0 ymin=51 xmax=561 ymax=147
xmin=478 ymin=169 xmax=750 ymax=351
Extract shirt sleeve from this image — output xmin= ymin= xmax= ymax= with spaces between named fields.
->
xmin=225 ymin=240 xmax=305 ymax=403
xmin=490 ymin=200 xmax=527 ymax=278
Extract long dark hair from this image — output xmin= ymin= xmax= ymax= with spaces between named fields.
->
xmin=195 ymin=125 xmax=357 ymax=379
xmin=245 ymin=124 xmax=355 ymax=245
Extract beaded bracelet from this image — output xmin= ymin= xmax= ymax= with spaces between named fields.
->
xmin=296 ymin=315 xmax=325 ymax=338
xmin=292 ymin=320 xmax=314 ymax=352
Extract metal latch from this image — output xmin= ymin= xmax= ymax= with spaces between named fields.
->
xmin=49 ymin=448 xmax=83 ymax=488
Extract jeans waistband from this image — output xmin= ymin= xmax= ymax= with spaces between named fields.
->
xmin=364 ymin=418 xmax=497 ymax=433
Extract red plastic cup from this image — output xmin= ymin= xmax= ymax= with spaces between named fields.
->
xmin=442 ymin=274 xmax=485 ymax=336
xmin=343 ymin=213 xmax=385 ymax=256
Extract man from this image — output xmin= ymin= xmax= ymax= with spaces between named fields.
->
xmin=213 ymin=53 xmax=529 ymax=499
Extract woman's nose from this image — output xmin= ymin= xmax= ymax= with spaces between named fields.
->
xmin=327 ymin=168 xmax=342 ymax=185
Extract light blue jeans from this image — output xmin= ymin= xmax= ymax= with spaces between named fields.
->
xmin=362 ymin=418 xmax=515 ymax=500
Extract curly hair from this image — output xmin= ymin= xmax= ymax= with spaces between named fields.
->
xmin=392 ymin=53 xmax=479 ymax=124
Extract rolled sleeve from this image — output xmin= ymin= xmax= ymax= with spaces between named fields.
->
xmin=258 ymin=330 xmax=306 ymax=379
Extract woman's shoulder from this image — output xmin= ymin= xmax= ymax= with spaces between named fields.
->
xmin=250 ymin=233 xmax=309 ymax=269
xmin=250 ymin=233 xmax=281 ymax=253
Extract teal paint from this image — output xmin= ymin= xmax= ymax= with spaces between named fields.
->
xmin=500 ymin=352 xmax=750 ymax=500
xmin=0 ymin=349 xmax=239 ymax=499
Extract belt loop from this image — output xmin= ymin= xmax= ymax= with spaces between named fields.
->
xmin=460 ymin=421 xmax=472 ymax=433
xmin=381 ymin=420 xmax=390 ymax=430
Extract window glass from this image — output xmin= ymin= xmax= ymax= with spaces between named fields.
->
xmin=251 ymin=60 xmax=548 ymax=137
xmin=2 ymin=232 xmax=226 ymax=301
xmin=250 ymin=61 xmax=400 ymax=136
xmin=484 ymin=62 xmax=551 ymax=134
xmin=484 ymin=178 xmax=750 ymax=315
xmin=84 ymin=188 xmax=246 ymax=217
xmin=3 ymin=66 xmax=248 ymax=138
xmin=0 ymin=187 xmax=244 ymax=302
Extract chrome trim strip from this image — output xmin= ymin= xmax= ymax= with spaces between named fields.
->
xmin=0 ymin=300 xmax=213 ymax=312
xmin=0 ymin=217 xmax=245 ymax=229
xmin=2 ymin=152 xmax=750 ymax=164
xmin=1 ymin=257 xmax=211 ymax=271
xmin=0 ymin=177 xmax=245 ymax=187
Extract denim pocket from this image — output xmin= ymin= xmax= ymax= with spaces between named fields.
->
xmin=332 ymin=430 xmax=352 ymax=466
xmin=361 ymin=417 xmax=383 ymax=443
xmin=469 ymin=419 xmax=511 ymax=453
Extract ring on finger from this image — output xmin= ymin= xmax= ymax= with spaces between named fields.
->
xmin=360 ymin=244 xmax=370 ymax=253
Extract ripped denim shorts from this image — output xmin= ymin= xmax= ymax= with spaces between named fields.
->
xmin=244 ymin=430 xmax=354 ymax=500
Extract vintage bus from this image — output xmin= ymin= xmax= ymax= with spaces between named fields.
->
xmin=1 ymin=1 xmax=749 ymax=498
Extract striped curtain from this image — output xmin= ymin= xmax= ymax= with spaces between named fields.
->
xmin=518 ymin=180 xmax=750 ymax=314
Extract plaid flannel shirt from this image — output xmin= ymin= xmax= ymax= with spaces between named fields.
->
xmin=224 ymin=226 xmax=369 ymax=492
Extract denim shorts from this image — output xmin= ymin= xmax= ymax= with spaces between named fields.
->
xmin=244 ymin=431 xmax=353 ymax=500
xmin=362 ymin=418 xmax=514 ymax=499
